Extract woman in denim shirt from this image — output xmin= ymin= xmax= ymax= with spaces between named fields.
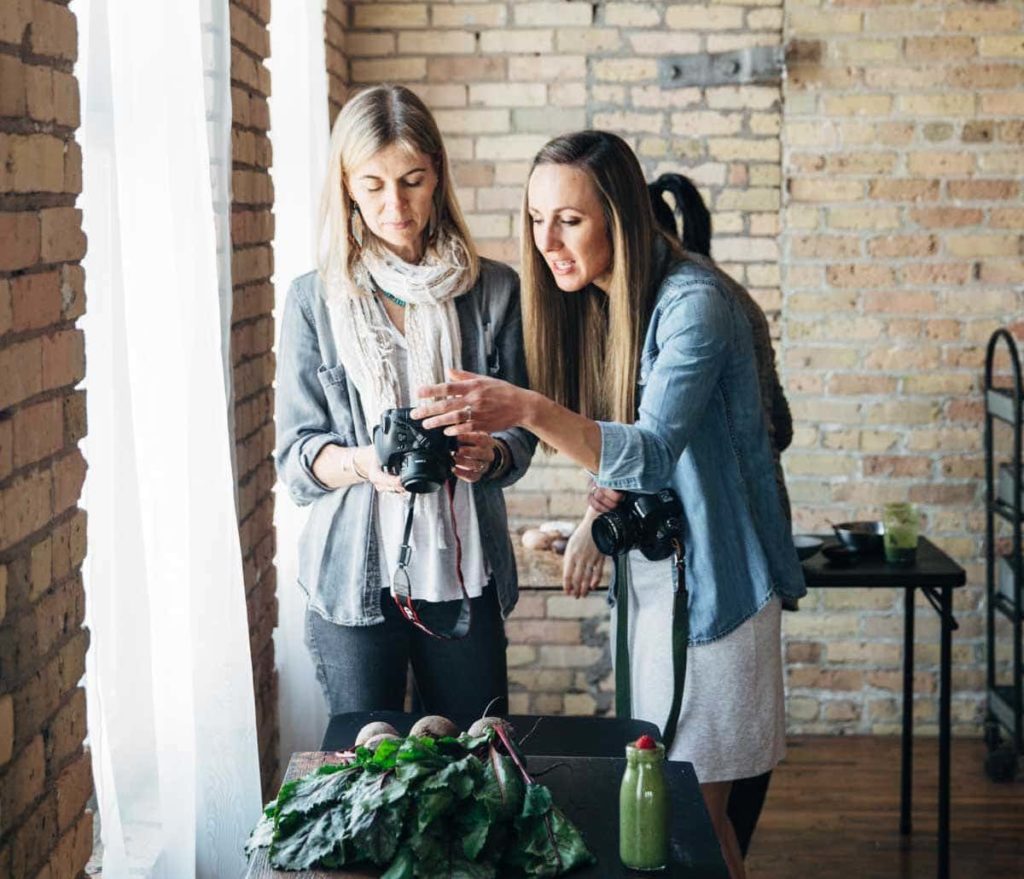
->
xmin=275 ymin=86 xmax=535 ymax=720
xmin=413 ymin=132 xmax=805 ymax=878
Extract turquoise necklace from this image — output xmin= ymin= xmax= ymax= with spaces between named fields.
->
xmin=376 ymin=284 xmax=407 ymax=308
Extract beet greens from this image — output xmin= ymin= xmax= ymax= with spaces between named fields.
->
xmin=246 ymin=728 xmax=595 ymax=877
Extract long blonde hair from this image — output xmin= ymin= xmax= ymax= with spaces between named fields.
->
xmin=520 ymin=131 xmax=683 ymax=428
xmin=318 ymin=84 xmax=478 ymax=295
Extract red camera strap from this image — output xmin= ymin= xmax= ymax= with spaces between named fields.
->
xmin=390 ymin=478 xmax=472 ymax=640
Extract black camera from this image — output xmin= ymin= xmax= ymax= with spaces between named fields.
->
xmin=591 ymin=488 xmax=684 ymax=561
xmin=373 ymin=407 xmax=457 ymax=494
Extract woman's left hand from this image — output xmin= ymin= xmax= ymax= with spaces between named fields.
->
xmin=412 ymin=368 xmax=530 ymax=437
xmin=453 ymin=431 xmax=495 ymax=483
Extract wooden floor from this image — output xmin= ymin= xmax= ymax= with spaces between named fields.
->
xmin=746 ymin=737 xmax=1023 ymax=879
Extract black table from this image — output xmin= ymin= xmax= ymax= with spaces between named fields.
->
xmin=322 ymin=710 xmax=661 ymax=758
xmin=246 ymin=750 xmax=729 ymax=878
xmin=802 ymin=536 xmax=966 ymax=879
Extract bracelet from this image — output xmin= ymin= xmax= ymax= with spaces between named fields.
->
xmin=351 ymin=449 xmax=370 ymax=481
xmin=483 ymin=439 xmax=509 ymax=481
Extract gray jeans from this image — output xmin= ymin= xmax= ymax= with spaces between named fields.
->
xmin=305 ymin=584 xmax=509 ymax=718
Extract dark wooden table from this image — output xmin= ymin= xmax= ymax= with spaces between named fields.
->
xmin=245 ymin=750 xmax=728 ymax=879
xmin=802 ymin=535 xmax=966 ymax=879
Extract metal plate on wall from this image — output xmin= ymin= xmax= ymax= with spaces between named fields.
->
xmin=659 ymin=46 xmax=784 ymax=89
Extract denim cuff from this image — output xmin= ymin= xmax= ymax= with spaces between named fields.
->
xmin=595 ymin=421 xmax=643 ymax=491
xmin=299 ymin=432 xmax=349 ymax=495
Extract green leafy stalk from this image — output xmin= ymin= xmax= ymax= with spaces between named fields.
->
xmin=246 ymin=730 xmax=594 ymax=877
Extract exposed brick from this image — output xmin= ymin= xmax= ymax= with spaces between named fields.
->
xmin=40 ymin=328 xmax=85 ymax=391
xmin=0 ymin=735 xmax=45 ymax=831
xmin=10 ymin=270 xmax=62 ymax=332
xmin=38 ymin=208 xmax=85 ymax=263
xmin=0 ymin=212 xmax=42 ymax=272
xmin=13 ymin=398 xmax=62 ymax=469
xmin=28 ymin=0 xmax=77 ymax=62
xmin=0 ymin=0 xmax=33 ymax=45
xmin=54 ymin=749 xmax=92 ymax=831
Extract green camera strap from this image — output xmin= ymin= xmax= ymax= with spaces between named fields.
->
xmin=614 ymin=543 xmax=689 ymax=751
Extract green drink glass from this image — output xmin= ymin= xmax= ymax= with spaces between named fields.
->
xmin=883 ymin=502 xmax=919 ymax=566
xmin=620 ymin=739 xmax=670 ymax=871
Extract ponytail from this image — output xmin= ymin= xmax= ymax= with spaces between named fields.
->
xmin=647 ymin=173 xmax=712 ymax=258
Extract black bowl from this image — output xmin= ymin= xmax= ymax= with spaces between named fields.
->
xmin=793 ymin=535 xmax=823 ymax=561
xmin=834 ymin=521 xmax=885 ymax=557
xmin=823 ymin=544 xmax=860 ymax=567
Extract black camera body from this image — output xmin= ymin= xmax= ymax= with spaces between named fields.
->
xmin=373 ymin=407 xmax=457 ymax=494
xmin=591 ymin=488 xmax=684 ymax=561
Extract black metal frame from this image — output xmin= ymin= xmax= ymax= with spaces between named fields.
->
xmin=983 ymin=329 xmax=1023 ymax=778
xmin=802 ymin=537 xmax=965 ymax=879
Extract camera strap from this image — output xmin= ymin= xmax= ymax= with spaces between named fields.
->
xmin=614 ymin=540 xmax=688 ymax=751
xmin=390 ymin=479 xmax=472 ymax=640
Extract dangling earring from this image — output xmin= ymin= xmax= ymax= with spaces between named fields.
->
xmin=427 ymin=202 xmax=439 ymax=241
xmin=350 ymin=202 xmax=364 ymax=245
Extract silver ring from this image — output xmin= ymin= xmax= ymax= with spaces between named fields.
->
xmin=463 ymin=404 xmax=473 ymax=423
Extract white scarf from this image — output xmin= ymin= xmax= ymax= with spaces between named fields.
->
xmin=326 ymin=231 xmax=474 ymax=423
xmin=326 ymin=232 xmax=480 ymax=560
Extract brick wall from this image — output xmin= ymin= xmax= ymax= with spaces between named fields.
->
xmin=0 ymin=1 xmax=94 ymax=876
xmin=326 ymin=0 xmax=350 ymax=124
xmin=345 ymin=1 xmax=784 ymax=282
xmin=781 ymin=0 xmax=1023 ymax=734
xmin=229 ymin=0 xmax=279 ymax=794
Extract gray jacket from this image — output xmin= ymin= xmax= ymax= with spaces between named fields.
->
xmin=275 ymin=259 xmax=537 ymax=625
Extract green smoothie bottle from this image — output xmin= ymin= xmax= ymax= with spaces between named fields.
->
xmin=620 ymin=735 xmax=670 ymax=871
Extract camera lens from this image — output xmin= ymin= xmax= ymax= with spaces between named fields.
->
xmin=399 ymin=450 xmax=449 ymax=493
xmin=591 ymin=510 xmax=637 ymax=557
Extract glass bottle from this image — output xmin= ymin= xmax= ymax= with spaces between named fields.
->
xmin=619 ymin=739 xmax=670 ymax=871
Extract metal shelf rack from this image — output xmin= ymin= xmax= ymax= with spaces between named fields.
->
xmin=983 ymin=329 xmax=1023 ymax=781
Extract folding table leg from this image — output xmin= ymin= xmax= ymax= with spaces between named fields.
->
xmin=938 ymin=587 xmax=952 ymax=879
xmin=901 ymin=586 xmax=915 ymax=836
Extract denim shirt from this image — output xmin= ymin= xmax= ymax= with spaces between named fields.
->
xmin=597 ymin=256 xmax=806 ymax=644
xmin=275 ymin=259 xmax=537 ymax=626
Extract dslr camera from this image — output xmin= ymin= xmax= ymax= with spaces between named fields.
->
xmin=373 ymin=407 xmax=457 ymax=494
xmin=591 ymin=488 xmax=684 ymax=561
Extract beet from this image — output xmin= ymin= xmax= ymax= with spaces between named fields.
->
xmin=354 ymin=721 xmax=399 ymax=747
xmin=468 ymin=716 xmax=513 ymax=738
xmin=409 ymin=715 xmax=459 ymax=739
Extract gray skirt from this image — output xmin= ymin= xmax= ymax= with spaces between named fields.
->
xmin=612 ymin=552 xmax=786 ymax=784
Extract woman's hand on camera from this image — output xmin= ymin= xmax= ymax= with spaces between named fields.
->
xmin=413 ymin=368 xmax=530 ymax=436
xmin=563 ymin=509 xmax=606 ymax=599
xmin=453 ymin=432 xmax=495 ymax=484
xmin=358 ymin=446 xmax=406 ymax=494
xmin=588 ymin=482 xmax=624 ymax=515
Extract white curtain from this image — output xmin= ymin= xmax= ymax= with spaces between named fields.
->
xmin=267 ymin=0 xmax=331 ymax=765
xmin=78 ymin=0 xmax=262 ymax=876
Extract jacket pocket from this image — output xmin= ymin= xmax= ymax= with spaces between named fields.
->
xmin=317 ymin=363 xmax=348 ymax=387
xmin=315 ymin=364 xmax=357 ymax=442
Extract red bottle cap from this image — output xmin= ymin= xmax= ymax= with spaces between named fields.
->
xmin=634 ymin=734 xmax=658 ymax=750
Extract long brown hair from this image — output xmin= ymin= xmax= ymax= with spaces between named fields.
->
xmin=520 ymin=131 xmax=683 ymax=430
xmin=319 ymin=84 xmax=478 ymax=296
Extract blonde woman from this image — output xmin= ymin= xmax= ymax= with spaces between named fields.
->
xmin=412 ymin=131 xmax=805 ymax=879
xmin=275 ymin=85 xmax=535 ymax=719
